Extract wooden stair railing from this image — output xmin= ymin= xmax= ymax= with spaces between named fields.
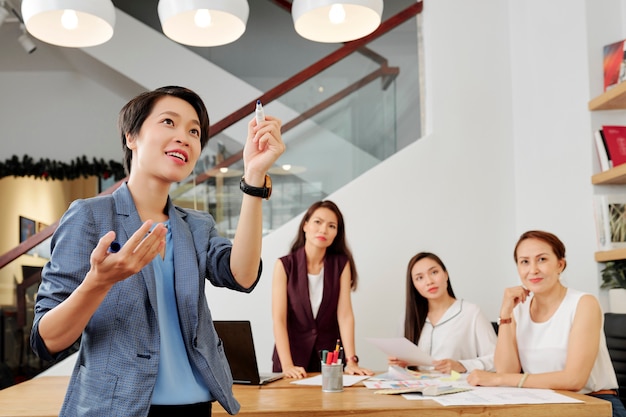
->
xmin=0 ymin=179 xmax=125 ymax=269
xmin=173 ymin=1 xmax=421 ymax=193
xmin=0 ymin=1 xmax=423 ymax=270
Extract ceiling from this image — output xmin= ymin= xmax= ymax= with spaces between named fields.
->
xmin=0 ymin=1 xmax=421 ymax=164
xmin=1 ymin=0 xmax=418 ymax=83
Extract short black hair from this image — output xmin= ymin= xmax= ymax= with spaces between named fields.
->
xmin=118 ymin=86 xmax=210 ymax=175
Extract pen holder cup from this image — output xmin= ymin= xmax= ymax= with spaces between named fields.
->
xmin=321 ymin=363 xmax=343 ymax=393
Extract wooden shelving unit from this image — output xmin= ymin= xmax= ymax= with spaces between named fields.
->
xmin=591 ymin=82 xmax=626 ymax=262
xmin=589 ymin=81 xmax=626 ymax=110
xmin=595 ymin=248 xmax=626 ymax=263
xmin=591 ymin=163 xmax=626 ymax=185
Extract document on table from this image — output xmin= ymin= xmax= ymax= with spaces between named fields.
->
xmin=412 ymin=387 xmax=584 ymax=406
xmin=290 ymin=374 xmax=370 ymax=387
xmin=366 ymin=337 xmax=434 ymax=366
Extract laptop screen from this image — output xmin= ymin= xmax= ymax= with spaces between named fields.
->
xmin=213 ymin=320 xmax=276 ymax=385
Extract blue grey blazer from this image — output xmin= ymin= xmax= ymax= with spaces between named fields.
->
xmin=31 ymin=182 xmax=260 ymax=416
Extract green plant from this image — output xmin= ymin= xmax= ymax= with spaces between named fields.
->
xmin=600 ymin=260 xmax=626 ymax=289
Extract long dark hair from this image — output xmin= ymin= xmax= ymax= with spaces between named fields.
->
xmin=118 ymin=86 xmax=210 ymax=175
xmin=290 ymin=200 xmax=358 ymax=290
xmin=404 ymin=252 xmax=455 ymax=344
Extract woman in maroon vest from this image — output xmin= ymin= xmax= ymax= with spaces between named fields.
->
xmin=271 ymin=200 xmax=373 ymax=379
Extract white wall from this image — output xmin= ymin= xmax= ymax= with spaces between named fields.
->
xmin=510 ymin=1 xmax=597 ymax=299
xmin=0 ymin=72 xmax=132 ymax=162
xmin=208 ymin=0 xmax=626 ymax=374
xmin=511 ymin=0 xmax=626 ymax=309
xmin=31 ymin=0 xmax=626 ymax=377
xmin=209 ymin=0 xmax=517 ymax=373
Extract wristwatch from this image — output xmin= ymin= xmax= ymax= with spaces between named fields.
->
xmin=347 ymin=355 xmax=359 ymax=364
xmin=497 ymin=317 xmax=512 ymax=325
xmin=239 ymin=174 xmax=272 ymax=199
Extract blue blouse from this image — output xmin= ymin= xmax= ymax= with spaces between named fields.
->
xmin=151 ymin=220 xmax=211 ymax=404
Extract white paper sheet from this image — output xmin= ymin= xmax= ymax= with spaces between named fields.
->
xmin=366 ymin=337 xmax=434 ymax=366
xmin=423 ymin=387 xmax=584 ymax=406
xmin=290 ymin=374 xmax=370 ymax=387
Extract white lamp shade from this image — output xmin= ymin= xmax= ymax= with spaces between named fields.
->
xmin=292 ymin=0 xmax=383 ymax=43
xmin=158 ymin=0 xmax=249 ymax=47
xmin=21 ymin=0 xmax=115 ymax=48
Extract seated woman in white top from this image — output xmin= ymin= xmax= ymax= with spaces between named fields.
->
xmin=467 ymin=230 xmax=625 ymax=417
xmin=388 ymin=252 xmax=497 ymax=374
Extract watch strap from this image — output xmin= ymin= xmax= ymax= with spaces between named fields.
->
xmin=239 ymin=174 xmax=272 ymax=199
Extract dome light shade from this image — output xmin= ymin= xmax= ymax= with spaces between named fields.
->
xmin=21 ymin=0 xmax=115 ymax=47
xmin=292 ymin=0 xmax=383 ymax=43
xmin=157 ymin=0 xmax=249 ymax=47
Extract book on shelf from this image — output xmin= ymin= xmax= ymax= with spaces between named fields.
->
xmin=602 ymin=125 xmax=626 ymax=168
xmin=594 ymin=129 xmax=612 ymax=172
xmin=603 ymin=39 xmax=626 ymax=91
xmin=593 ymin=194 xmax=626 ymax=251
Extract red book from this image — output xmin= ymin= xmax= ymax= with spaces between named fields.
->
xmin=602 ymin=126 xmax=626 ymax=167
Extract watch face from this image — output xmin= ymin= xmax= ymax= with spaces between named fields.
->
xmin=264 ymin=175 xmax=272 ymax=199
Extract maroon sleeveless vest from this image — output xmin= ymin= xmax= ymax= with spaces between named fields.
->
xmin=272 ymin=247 xmax=347 ymax=372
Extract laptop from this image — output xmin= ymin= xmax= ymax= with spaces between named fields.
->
xmin=213 ymin=320 xmax=283 ymax=385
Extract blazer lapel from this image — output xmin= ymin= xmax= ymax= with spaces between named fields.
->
xmin=112 ymin=183 xmax=159 ymax=314
xmin=168 ymin=202 xmax=200 ymax=334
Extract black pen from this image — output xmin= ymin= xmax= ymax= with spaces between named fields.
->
xmin=108 ymin=241 xmax=121 ymax=253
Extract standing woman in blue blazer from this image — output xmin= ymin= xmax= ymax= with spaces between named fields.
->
xmin=30 ymin=86 xmax=285 ymax=417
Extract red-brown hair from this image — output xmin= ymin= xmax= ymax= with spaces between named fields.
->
xmin=513 ymin=230 xmax=567 ymax=271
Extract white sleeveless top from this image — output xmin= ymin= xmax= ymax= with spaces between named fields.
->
xmin=308 ymin=268 xmax=324 ymax=319
xmin=514 ymin=288 xmax=618 ymax=393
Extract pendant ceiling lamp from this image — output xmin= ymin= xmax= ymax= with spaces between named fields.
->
xmin=292 ymin=0 xmax=383 ymax=43
xmin=157 ymin=0 xmax=249 ymax=47
xmin=21 ymin=0 xmax=115 ymax=47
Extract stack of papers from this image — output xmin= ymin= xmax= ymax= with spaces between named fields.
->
xmin=363 ymin=366 xmax=584 ymax=406
xmin=363 ymin=366 xmax=468 ymax=398
xmin=374 ymin=385 xmax=471 ymax=396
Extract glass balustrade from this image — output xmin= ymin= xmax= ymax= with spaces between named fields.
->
xmin=169 ymin=47 xmax=411 ymax=238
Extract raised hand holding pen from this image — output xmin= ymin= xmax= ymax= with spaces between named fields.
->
xmin=244 ymin=102 xmax=284 ymax=175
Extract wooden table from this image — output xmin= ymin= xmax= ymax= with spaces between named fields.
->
xmin=0 ymin=375 xmax=612 ymax=417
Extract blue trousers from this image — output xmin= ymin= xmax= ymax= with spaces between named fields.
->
xmin=588 ymin=393 xmax=626 ymax=417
